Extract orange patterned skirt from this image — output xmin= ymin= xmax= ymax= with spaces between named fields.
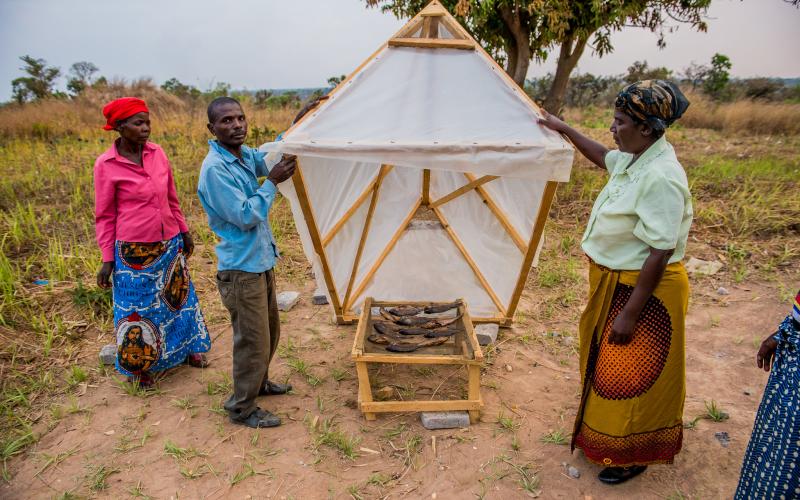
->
xmin=572 ymin=260 xmax=689 ymax=467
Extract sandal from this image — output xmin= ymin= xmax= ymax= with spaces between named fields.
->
xmin=597 ymin=465 xmax=647 ymax=484
xmin=186 ymin=353 xmax=210 ymax=368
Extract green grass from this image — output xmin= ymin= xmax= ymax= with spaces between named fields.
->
xmin=85 ymin=464 xmax=120 ymax=491
xmin=540 ymin=428 xmax=570 ymax=445
xmin=309 ymin=417 xmax=361 ymax=460
xmin=703 ymin=400 xmax=730 ymax=422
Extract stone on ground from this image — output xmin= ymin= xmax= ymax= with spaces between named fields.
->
xmin=685 ymin=257 xmax=723 ymax=276
xmin=475 ymin=323 xmax=499 ymax=345
xmin=277 ymin=291 xmax=301 ymax=311
xmin=99 ymin=344 xmax=116 ymax=365
xmin=420 ymin=411 xmax=470 ymax=430
xmin=312 ymin=287 xmax=329 ymax=305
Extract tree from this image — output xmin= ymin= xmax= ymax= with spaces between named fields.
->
xmin=703 ymin=53 xmax=731 ymax=99
xmin=10 ymin=55 xmax=61 ymax=104
xmin=365 ymin=1 xmax=709 ymax=112
xmin=254 ymin=89 xmax=274 ymax=108
xmin=161 ymin=77 xmax=201 ymax=100
xmin=66 ymin=61 xmax=99 ymax=96
xmin=327 ymin=74 xmax=347 ymax=87
xmin=624 ymin=60 xmax=672 ymax=84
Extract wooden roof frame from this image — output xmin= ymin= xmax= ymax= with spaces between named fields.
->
xmin=284 ymin=0 xmax=560 ymax=326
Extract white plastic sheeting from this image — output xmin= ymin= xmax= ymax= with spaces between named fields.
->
xmin=262 ymin=46 xmax=573 ymax=181
xmin=263 ymin=41 xmax=574 ymax=321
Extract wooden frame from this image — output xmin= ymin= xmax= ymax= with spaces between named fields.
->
xmin=284 ymin=1 xmax=563 ymax=326
xmin=351 ymin=297 xmax=483 ymax=422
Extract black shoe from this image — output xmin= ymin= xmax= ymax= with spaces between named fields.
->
xmin=229 ymin=408 xmax=281 ymax=428
xmin=598 ymin=465 xmax=647 ymax=485
xmin=259 ymin=380 xmax=292 ymax=396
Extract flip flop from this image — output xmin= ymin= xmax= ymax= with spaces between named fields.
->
xmin=597 ymin=465 xmax=647 ymax=484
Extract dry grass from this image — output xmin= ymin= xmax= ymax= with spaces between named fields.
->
xmin=0 ymin=79 xmax=297 ymax=141
xmin=563 ymin=91 xmax=800 ymax=136
xmin=678 ymin=91 xmax=800 ymax=136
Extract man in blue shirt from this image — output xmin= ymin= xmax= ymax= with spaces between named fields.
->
xmin=197 ymin=96 xmax=296 ymax=428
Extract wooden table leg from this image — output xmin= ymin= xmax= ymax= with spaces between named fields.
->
xmin=467 ymin=364 xmax=481 ymax=423
xmin=356 ymin=361 xmax=377 ymax=421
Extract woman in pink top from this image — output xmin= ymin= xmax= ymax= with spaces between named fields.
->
xmin=94 ymin=97 xmax=210 ymax=388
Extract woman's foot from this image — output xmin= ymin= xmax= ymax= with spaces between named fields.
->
xmin=128 ymin=372 xmax=154 ymax=389
xmin=186 ymin=353 xmax=210 ymax=368
xmin=597 ymin=465 xmax=647 ymax=484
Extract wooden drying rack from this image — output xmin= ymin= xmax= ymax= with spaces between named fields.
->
xmin=351 ymin=297 xmax=484 ymax=422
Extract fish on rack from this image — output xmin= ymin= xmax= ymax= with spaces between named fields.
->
xmin=423 ymin=300 xmax=463 ymax=314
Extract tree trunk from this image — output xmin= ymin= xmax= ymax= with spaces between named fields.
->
xmin=543 ymin=34 xmax=588 ymax=114
xmin=499 ymin=5 xmax=532 ymax=87
xmin=505 ymin=42 xmax=518 ymax=81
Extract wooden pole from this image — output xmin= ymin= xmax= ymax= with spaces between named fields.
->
xmin=321 ymin=165 xmax=394 ymax=246
xmin=422 ymin=169 xmax=431 ymax=206
xmin=343 ymin=165 xmax=391 ymax=310
xmin=291 ymin=162 xmax=345 ymax=321
xmin=431 ymin=205 xmax=507 ymax=316
xmin=463 ymin=173 xmax=527 ymax=253
xmin=346 ymin=198 xmax=422 ymax=312
xmin=505 ymin=181 xmax=558 ymax=324
xmin=388 ymin=38 xmax=474 ymax=50
xmin=428 ymin=174 xmax=498 ymax=209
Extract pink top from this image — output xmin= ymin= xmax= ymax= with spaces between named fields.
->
xmin=94 ymin=140 xmax=189 ymax=262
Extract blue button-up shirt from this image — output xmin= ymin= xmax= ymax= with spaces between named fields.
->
xmin=197 ymin=140 xmax=281 ymax=273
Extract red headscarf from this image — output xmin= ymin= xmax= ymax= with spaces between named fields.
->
xmin=102 ymin=97 xmax=149 ymax=131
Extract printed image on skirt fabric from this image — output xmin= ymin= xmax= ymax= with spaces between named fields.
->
xmin=113 ymin=235 xmax=210 ymax=377
xmin=116 ymin=312 xmax=161 ymax=372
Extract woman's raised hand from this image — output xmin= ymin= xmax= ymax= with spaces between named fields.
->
xmin=537 ymin=109 xmax=568 ymax=134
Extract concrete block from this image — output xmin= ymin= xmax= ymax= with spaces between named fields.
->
xmin=420 ymin=411 xmax=470 ymax=430
xmin=475 ymin=323 xmax=499 ymax=346
xmin=312 ymin=287 xmax=328 ymax=305
xmin=99 ymin=344 xmax=116 ymax=365
xmin=277 ymin=291 xmax=301 ymax=312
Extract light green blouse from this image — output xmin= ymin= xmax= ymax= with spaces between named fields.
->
xmin=581 ymin=135 xmax=693 ymax=271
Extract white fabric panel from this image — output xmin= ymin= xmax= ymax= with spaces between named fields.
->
xmin=325 ymin=199 xmax=370 ymax=301
xmin=352 ymin=165 xmax=422 ymax=289
xmin=352 ymin=223 xmax=499 ymax=318
xmin=264 ymin=46 xmax=574 ymax=181
xmin=276 ymin=177 xmax=329 ymax=303
xmin=296 ymin=156 xmax=381 ymax=235
xmin=432 ymin=171 xmax=523 ymax=308
xmin=482 ymin=176 xmax=547 ymax=239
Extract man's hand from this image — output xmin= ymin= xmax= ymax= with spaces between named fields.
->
xmin=292 ymin=96 xmax=329 ymax=125
xmin=97 ymin=261 xmax=114 ymax=289
xmin=267 ymin=154 xmax=297 ymax=185
xmin=756 ymin=333 xmax=779 ymax=372
xmin=181 ymin=231 xmax=194 ymax=259
xmin=608 ymin=309 xmax=637 ymax=345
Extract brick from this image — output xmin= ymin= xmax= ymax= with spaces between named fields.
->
xmin=420 ymin=411 xmax=470 ymax=430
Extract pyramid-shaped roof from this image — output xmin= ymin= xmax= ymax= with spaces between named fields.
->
xmin=264 ymin=0 xmax=573 ymax=181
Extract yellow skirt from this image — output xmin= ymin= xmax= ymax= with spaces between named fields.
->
xmin=572 ymin=259 xmax=689 ymax=467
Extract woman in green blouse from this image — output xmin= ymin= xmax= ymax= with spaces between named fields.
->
xmin=539 ymin=80 xmax=692 ymax=485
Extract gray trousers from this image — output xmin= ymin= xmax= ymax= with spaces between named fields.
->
xmin=216 ymin=269 xmax=280 ymax=419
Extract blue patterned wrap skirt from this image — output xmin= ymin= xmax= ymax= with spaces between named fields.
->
xmin=112 ymin=234 xmax=211 ymax=377
xmin=735 ymin=315 xmax=800 ymax=499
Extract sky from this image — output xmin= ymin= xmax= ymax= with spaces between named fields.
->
xmin=0 ymin=0 xmax=798 ymax=101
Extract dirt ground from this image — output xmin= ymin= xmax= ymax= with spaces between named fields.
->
xmin=1 ymin=262 xmax=795 ymax=500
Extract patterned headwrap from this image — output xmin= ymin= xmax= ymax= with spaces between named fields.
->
xmin=614 ymin=80 xmax=690 ymax=132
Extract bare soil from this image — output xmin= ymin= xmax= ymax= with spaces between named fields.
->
xmin=2 ymin=261 xmax=795 ymax=500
